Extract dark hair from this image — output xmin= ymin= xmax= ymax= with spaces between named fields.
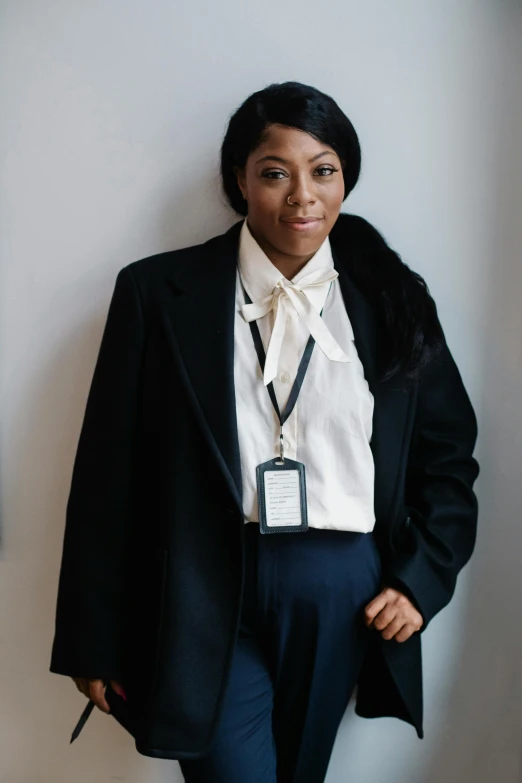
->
xmin=220 ymin=81 xmax=444 ymax=380
xmin=330 ymin=213 xmax=444 ymax=381
xmin=220 ymin=81 xmax=361 ymax=215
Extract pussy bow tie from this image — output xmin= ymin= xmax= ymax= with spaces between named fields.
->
xmin=240 ymin=267 xmax=351 ymax=386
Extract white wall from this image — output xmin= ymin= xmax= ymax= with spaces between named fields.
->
xmin=1 ymin=1 xmax=521 ymax=781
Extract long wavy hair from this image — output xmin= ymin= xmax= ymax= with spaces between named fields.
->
xmin=220 ymin=80 xmax=444 ymax=381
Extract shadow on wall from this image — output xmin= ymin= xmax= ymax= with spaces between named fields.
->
xmin=406 ymin=9 xmax=522 ymax=783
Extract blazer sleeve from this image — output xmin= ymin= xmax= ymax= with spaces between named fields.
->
xmin=384 ymin=335 xmax=480 ymax=632
xmin=49 ymin=265 xmax=144 ymax=680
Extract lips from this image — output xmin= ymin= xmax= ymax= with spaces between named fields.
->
xmin=281 ymin=216 xmax=322 ymax=232
xmin=281 ymin=217 xmax=322 ymax=223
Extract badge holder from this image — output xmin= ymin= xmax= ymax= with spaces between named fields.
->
xmin=256 ymin=429 xmax=308 ymax=535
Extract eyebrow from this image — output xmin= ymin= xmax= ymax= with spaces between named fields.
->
xmin=254 ymin=151 xmax=336 ymax=165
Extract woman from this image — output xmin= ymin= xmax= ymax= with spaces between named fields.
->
xmin=50 ymin=81 xmax=479 ymax=782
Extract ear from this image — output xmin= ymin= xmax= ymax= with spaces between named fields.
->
xmin=233 ymin=165 xmax=247 ymax=200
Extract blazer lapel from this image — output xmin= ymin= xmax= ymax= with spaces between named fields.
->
xmin=159 ymin=220 xmax=244 ymax=514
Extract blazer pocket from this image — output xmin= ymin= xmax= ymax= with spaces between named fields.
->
xmin=401 ymin=515 xmax=412 ymax=538
xmin=392 ymin=514 xmax=412 ymax=552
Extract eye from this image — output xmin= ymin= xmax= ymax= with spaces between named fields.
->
xmin=262 ymin=170 xmax=286 ymax=179
xmin=315 ymin=166 xmax=338 ymax=176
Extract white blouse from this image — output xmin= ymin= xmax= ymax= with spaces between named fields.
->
xmin=233 ymin=218 xmax=376 ymax=532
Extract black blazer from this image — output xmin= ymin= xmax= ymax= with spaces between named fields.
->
xmin=49 ymin=214 xmax=479 ymax=758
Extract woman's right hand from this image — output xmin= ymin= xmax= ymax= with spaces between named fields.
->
xmin=72 ymin=677 xmax=126 ymax=713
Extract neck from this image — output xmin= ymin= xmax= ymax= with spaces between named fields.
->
xmin=269 ymin=255 xmax=314 ymax=279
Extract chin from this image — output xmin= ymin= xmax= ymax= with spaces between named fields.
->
xmin=282 ymin=238 xmax=324 ymax=258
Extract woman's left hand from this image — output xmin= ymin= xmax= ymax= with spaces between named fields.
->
xmin=364 ymin=586 xmax=424 ymax=642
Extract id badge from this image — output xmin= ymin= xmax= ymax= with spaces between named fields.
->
xmin=256 ymin=457 xmax=308 ymax=534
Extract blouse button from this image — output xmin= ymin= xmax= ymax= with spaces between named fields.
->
xmin=280 ymin=371 xmax=290 ymax=383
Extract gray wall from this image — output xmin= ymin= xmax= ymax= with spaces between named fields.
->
xmin=1 ymin=1 xmax=521 ymax=781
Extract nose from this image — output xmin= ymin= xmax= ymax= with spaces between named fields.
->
xmin=287 ymin=172 xmax=316 ymax=206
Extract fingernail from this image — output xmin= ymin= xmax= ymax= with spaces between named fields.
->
xmin=120 ymin=687 xmax=127 ymax=702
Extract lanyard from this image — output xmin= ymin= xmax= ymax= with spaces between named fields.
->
xmin=239 ymin=275 xmax=332 ymax=462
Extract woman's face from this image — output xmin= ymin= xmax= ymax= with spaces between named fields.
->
xmin=234 ymin=123 xmax=345 ymax=263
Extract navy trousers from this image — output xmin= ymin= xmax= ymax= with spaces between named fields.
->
xmin=179 ymin=523 xmax=382 ymax=783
